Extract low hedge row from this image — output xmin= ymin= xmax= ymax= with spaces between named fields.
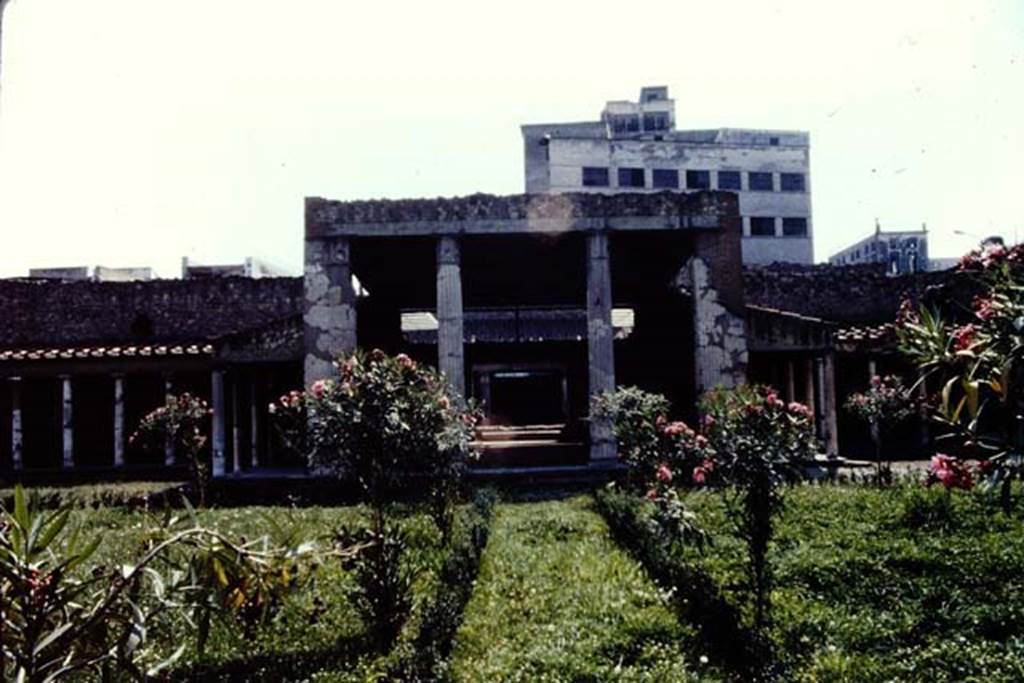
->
xmin=593 ymin=486 xmax=779 ymax=681
xmin=388 ymin=489 xmax=498 ymax=681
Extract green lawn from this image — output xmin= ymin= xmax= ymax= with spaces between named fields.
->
xmin=7 ymin=482 xmax=1024 ymax=681
xmin=450 ymin=495 xmax=708 ymax=682
xmin=660 ymin=484 xmax=1024 ymax=682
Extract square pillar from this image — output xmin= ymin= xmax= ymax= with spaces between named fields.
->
xmin=250 ymin=374 xmax=259 ymax=469
xmin=231 ymin=372 xmax=242 ymax=474
xmin=304 ymin=236 xmax=357 ymax=385
xmin=436 ymin=235 xmax=465 ymax=396
xmin=822 ymin=352 xmax=839 ymax=456
xmin=60 ymin=375 xmax=74 ymax=469
xmin=803 ymin=357 xmax=817 ymax=429
xmin=113 ymin=374 xmax=125 ymax=467
xmin=163 ymin=374 xmax=175 ymax=466
xmin=211 ymin=369 xmax=227 ymax=477
xmin=785 ymin=360 xmax=797 ymax=403
xmin=586 ymin=231 xmax=616 ymax=461
xmin=10 ymin=377 xmax=22 ymax=470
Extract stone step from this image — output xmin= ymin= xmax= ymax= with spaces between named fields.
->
xmin=471 ymin=440 xmax=587 ymax=469
xmin=475 ymin=423 xmax=570 ymax=442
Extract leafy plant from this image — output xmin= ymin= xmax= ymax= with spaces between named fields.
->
xmin=131 ymin=393 xmax=212 ymax=507
xmin=898 ymin=242 xmax=1024 ymax=512
xmin=0 ymin=486 xmax=343 ymax=682
xmin=844 ymin=374 xmax=919 ymax=483
xmin=699 ymin=385 xmax=819 ymax=629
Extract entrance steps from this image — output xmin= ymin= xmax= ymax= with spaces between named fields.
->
xmin=472 ymin=424 xmax=587 ymax=468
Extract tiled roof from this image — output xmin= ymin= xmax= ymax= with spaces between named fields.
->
xmin=0 ymin=343 xmax=214 ymax=362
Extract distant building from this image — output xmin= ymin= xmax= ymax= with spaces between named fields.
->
xmin=27 ymin=266 xmax=153 ymax=281
xmin=521 ymin=86 xmax=813 ymax=265
xmin=182 ymin=256 xmax=287 ymax=279
xmin=828 ymin=222 xmax=930 ymax=275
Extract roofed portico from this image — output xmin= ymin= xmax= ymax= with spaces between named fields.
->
xmin=304 ymin=191 xmax=749 ymax=465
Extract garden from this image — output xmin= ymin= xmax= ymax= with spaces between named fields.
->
xmin=3 ymin=241 xmax=1024 ymax=681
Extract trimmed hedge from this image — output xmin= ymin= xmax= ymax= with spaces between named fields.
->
xmin=388 ymin=489 xmax=498 ymax=681
xmin=594 ymin=485 xmax=779 ymax=681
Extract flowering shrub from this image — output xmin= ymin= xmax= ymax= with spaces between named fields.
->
xmin=898 ymin=240 xmax=1024 ymax=511
xmin=926 ymin=454 xmax=975 ymax=491
xmin=131 ymin=393 xmax=211 ymax=506
xmin=272 ymin=350 xmax=479 ymax=531
xmin=698 ymin=385 xmax=819 ymax=628
xmin=844 ymin=374 xmax=918 ymax=482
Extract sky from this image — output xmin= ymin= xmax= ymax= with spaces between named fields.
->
xmin=0 ymin=0 xmax=1021 ymax=278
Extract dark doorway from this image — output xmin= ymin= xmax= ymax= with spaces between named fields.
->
xmin=488 ymin=370 xmax=565 ymax=425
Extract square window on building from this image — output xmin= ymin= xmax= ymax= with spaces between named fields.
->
xmin=750 ymin=217 xmax=776 ymax=236
xmin=643 ymin=112 xmax=668 ymax=131
xmin=582 ymin=167 xmax=610 ymax=187
xmin=749 ymin=172 xmax=774 ymax=191
xmin=717 ymin=171 xmax=741 ymax=190
xmin=782 ymin=217 xmax=808 ymax=237
xmin=780 ymin=173 xmax=806 ymax=192
xmin=618 ymin=167 xmax=646 ymax=188
xmin=652 ymin=169 xmax=679 ymax=189
xmin=769 ymin=136 xmax=780 ymax=146
xmin=686 ymin=170 xmax=710 ymax=190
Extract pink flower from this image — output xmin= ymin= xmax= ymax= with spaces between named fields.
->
xmin=692 ymin=467 xmax=707 ymax=485
xmin=870 ymin=375 xmax=883 ymax=388
xmin=700 ymin=458 xmax=716 ymax=472
xmin=695 ymin=435 xmax=709 ymax=449
xmin=645 ymin=488 xmax=659 ymax=501
xmin=438 ymin=395 xmax=451 ymax=410
xmin=928 ymin=454 xmax=974 ymax=490
xmin=396 ymin=353 xmax=415 ymax=369
xmin=788 ymin=401 xmax=812 ymax=417
xmin=701 ymin=414 xmax=716 ymax=431
xmin=311 ymin=379 xmax=330 ymax=398
xmin=268 ymin=402 xmax=277 ymax=415
xmin=981 ymin=244 xmax=1007 ymax=268
xmin=952 ymin=324 xmax=977 ymax=352
xmin=655 ymin=464 xmax=673 ymax=483
xmin=663 ymin=421 xmax=691 ymax=438
xmin=973 ymin=296 xmax=998 ymax=321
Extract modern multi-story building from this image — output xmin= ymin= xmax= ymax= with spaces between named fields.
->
xmin=828 ymin=222 xmax=930 ymax=274
xmin=522 ymin=86 xmax=813 ymax=265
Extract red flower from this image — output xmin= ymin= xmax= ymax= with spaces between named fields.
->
xmin=973 ymin=296 xmax=998 ymax=321
xmin=692 ymin=466 xmax=707 ymax=485
xmin=952 ymin=324 xmax=977 ymax=352
xmin=655 ymin=464 xmax=673 ymax=483
xmin=663 ymin=421 xmax=692 ymax=438
xmin=311 ymin=379 xmax=330 ymax=398
xmin=927 ymin=454 xmax=974 ymax=490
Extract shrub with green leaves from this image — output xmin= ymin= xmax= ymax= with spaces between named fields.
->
xmin=131 ymin=392 xmax=212 ymax=506
xmin=273 ymin=349 xmax=479 ymax=537
xmin=698 ymin=385 xmax=819 ymax=630
xmin=898 ymin=241 xmax=1024 ymax=511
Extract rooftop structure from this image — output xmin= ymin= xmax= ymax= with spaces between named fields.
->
xmin=522 ymin=87 xmax=813 ymax=265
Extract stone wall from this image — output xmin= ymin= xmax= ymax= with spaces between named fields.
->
xmin=743 ymin=263 xmax=963 ymax=325
xmin=306 ymin=191 xmax=736 ymax=234
xmin=0 ymin=277 xmax=303 ymax=348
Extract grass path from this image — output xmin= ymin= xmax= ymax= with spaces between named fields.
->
xmin=450 ymin=495 xmax=710 ymax=682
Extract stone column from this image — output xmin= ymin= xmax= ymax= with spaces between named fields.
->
xmin=436 ymin=235 xmax=466 ymax=395
xmin=113 ymin=375 xmax=125 ymax=468
xmin=163 ymin=375 xmax=175 ymax=466
xmin=917 ymin=370 xmax=930 ymax=450
xmin=250 ymin=375 xmax=259 ymax=469
xmin=687 ymin=256 xmax=747 ymax=396
xmin=231 ymin=372 xmax=242 ymax=474
xmin=816 ymin=354 xmax=839 ymax=455
xmin=785 ymin=360 xmax=797 ymax=402
xmin=10 ymin=377 xmax=22 ymax=470
xmin=803 ymin=357 xmax=817 ymax=430
xmin=586 ymin=231 xmax=616 ymax=461
xmin=867 ymin=357 xmax=880 ymax=451
xmin=867 ymin=357 xmax=878 ymax=382
xmin=211 ymin=369 xmax=227 ymax=477
xmin=60 ymin=376 xmax=74 ymax=469
xmin=304 ymin=236 xmax=357 ymax=384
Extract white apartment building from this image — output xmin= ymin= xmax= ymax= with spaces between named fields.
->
xmin=522 ymin=86 xmax=813 ymax=264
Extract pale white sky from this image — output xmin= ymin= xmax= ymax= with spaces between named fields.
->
xmin=0 ymin=0 xmax=1021 ymax=277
